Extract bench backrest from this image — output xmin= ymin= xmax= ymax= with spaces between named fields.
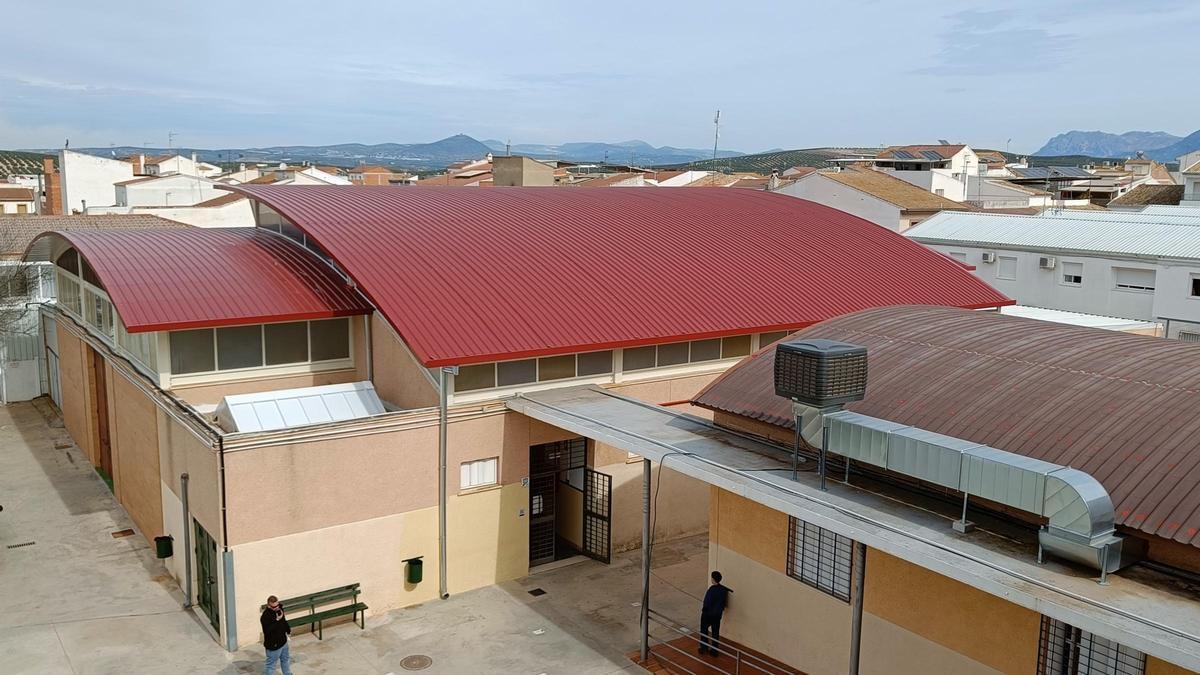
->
xmin=261 ymin=583 xmax=360 ymax=612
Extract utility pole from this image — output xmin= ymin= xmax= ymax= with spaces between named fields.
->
xmin=712 ymin=110 xmax=721 ymax=161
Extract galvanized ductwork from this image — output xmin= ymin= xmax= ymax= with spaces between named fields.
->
xmin=798 ymin=406 xmax=1131 ymax=573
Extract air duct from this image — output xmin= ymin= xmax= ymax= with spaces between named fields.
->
xmin=806 ymin=408 xmax=1132 ymax=573
xmin=777 ymin=339 xmax=1132 ymax=575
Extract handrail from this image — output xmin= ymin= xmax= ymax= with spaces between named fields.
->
xmin=646 ymin=607 xmax=794 ymax=675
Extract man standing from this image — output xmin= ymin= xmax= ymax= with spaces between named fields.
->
xmin=699 ymin=571 xmax=731 ymax=656
xmin=261 ymin=595 xmax=292 ymax=675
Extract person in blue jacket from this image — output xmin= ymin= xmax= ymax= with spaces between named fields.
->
xmin=699 ymin=570 xmax=731 ymax=656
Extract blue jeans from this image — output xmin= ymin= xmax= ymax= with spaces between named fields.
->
xmin=265 ymin=642 xmax=292 ymax=675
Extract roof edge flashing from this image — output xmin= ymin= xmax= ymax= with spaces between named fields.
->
xmin=796 ymin=404 xmax=1127 ymax=572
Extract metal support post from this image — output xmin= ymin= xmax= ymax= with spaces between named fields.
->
xmin=791 ymin=424 xmax=802 ymax=480
xmin=953 ymin=492 xmax=975 ymax=533
xmin=848 ymin=541 xmax=867 ymax=675
xmin=1098 ymin=544 xmax=1111 ymax=586
xmin=438 ymin=366 xmax=456 ymax=600
xmin=640 ymin=458 xmax=651 ymax=663
xmin=819 ymin=423 xmax=829 ymax=491
xmin=181 ymin=472 xmax=192 ymax=609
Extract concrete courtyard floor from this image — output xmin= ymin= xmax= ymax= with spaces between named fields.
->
xmin=0 ymin=400 xmax=709 ymax=674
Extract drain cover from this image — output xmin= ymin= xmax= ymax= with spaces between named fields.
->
xmin=528 ymin=588 xmax=546 ymax=597
xmin=400 ymin=655 xmax=433 ymax=671
xmin=111 ymin=529 xmax=135 ymax=538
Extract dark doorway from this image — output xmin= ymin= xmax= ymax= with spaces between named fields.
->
xmin=194 ymin=520 xmax=220 ymax=632
xmin=529 ymin=438 xmax=610 ymax=567
xmin=87 ymin=346 xmax=112 ymax=482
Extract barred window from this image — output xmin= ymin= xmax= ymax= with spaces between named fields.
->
xmin=786 ymin=517 xmax=852 ymax=602
xmin=1037 ymin=617 xmax=1145 ymax=675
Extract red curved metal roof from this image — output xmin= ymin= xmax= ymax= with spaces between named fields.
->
xmin=26 ymin=228 xmax=371 ymax=332
xmin=230 ymin=186 xmax=1012 ymax=366
xmin=692 ymin=305 xmax=1200 ymax=548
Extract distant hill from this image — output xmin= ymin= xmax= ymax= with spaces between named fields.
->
xmin=1034 ymin=130 xmax=1182 ymax=157
xmin=47 ymin=134 xmax=497 ymax=171
xmin=481 ymin=138 xmax=742 ymax=165
xmin=1144 ymin=129 xmax=1200 ymax=162
xmin=657 ymin=147 xmax=876 ymax=173
xmin=0 ymin=150 xmax=52 ymax=177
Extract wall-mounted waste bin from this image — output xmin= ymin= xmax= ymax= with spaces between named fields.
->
xmin=404 ymin=556 xmax=423 ymax=584
xmin=154 ymin=535 xmax=173 ymax=559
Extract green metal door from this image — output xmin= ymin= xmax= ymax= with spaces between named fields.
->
xmin=194 ymin=521 xmax=220 ymax=632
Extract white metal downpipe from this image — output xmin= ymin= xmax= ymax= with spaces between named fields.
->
xmin=181 ymin=472 xmax=192 ymax=609
xmin=437 ymin=366 xmax=457 ymax=599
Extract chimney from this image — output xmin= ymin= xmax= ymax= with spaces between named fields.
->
xmin=131 ymin=154 xmax=145 ymax=175
xmin=239 ymin=163 xmax=246 ymax=172
xmin=191 ymin=151 xmax=197 ymax=164
xmin=42 ymin=157 xmax=62 ymax=215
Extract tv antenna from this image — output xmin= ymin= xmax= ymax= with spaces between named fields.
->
xmin=712 ymin=110 xmax=721 ymax=161
xmin=168 ymin=131 xmax=178 ymax=149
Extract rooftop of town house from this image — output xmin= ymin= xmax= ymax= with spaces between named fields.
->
xmin=876 ymin=144 xmax=966 ymax=160
xmin=226 ymin=185 xmax=1012 ymax=367
xmin=905 ymin=209 xmax=1200 ymax=258
xmin=806 ymin=167 xmax=971 ymax=211
xmin=24 ymin=227 xmax=371 ymax=331
xmin=692 ymin=305 xmax=1200 ymax=549
xmin=1108 ymin=184 xmax=1185 ymax=207
xmin=1 ymin=214 xmax=185 ymax=258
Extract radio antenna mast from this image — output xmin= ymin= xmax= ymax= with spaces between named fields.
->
xmin=712 ymin=110 xmax=721 ymax=161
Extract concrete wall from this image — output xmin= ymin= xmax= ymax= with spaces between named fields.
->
xmin=128 ymin=200 xmax=255 ymax=228
xmin=776 ymin=174 xmax=901 ymax=231
xmin=60 ymin=149 xmax=133 ymax=213
xmin=709 ymin=488 xmax=1044 ymax=675
xmin=121 ymin=176 xmax=220 ymax=207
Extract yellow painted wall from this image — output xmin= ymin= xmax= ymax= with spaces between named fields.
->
xmin=557 ymin=483 xmax=584 ymax=549
xmin=1148 ymin=656 xmax=1200 ymax=675
xmin=864 ymin=548 xmax=1042 ymax=674
xmin=229 ymin=484 xmax=528 ymax=649
xmin=108 ymin=367 xmax=164 ymax=541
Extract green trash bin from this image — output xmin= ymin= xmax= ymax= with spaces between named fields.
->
xmin=405 ymin=557 xmax=423 ymax=584
xmin=154 ymin=535 xmax=173 ymax=559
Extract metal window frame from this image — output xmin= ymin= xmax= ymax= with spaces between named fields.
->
xmin=1036 ymin=616 xmax=1146 ymax=675
xmin=786 ymin=515 xmax=853 ymax=602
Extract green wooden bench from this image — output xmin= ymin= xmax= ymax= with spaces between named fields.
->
xmin=262 ymin=583 xmax=367 ymax=640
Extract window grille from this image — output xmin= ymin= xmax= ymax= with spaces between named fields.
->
xmin=786 ymin=516 xmax=853 ymax=602
xmin=1036 ymin=617 xmax=1145 ymax=675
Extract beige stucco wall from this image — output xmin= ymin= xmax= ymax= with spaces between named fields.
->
xmin=1148 ymin=656 xmax=1200 ymax=675
xmin=369 ymin=313 xmax=438 ymax=410
xmin=230 ymin=484 xmax=528 ymax=648
xmin=157 ymin=409 xmax=223 ymax=545
xmin=709 ymin=488 xmax=1043 ymax=675
xmin=108 ymin=367 xmax=164 ymax=541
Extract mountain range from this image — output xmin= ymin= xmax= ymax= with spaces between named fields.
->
xmin=1034 ymin=129 xmax=1198 ymax=162
xmin=47 ymin=134 xmax=744 ymax=171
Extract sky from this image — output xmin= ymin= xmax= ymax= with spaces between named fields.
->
xmin=2 ymin=1 xmax=1198 ymax=154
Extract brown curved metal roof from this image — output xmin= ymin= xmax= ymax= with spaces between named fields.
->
xmin=692 ymin=305 xmax=1200 ymax=548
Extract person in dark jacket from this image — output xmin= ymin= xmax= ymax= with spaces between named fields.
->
xmin=261 ymin=595 xmax=293 ymax=675
xmin=699 ymin=571 xmax=731 ymax=656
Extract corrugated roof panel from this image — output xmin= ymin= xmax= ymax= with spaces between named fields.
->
xmin=229 ymin=186 xmax=1012 ymax=366
xmin=905 ymin=210 xmax=1200 ymax=259
xmin=692 ymin=305 xmax=1200 ymax=548
xmin=24 ymin=228 xmax=371 ymax=332
xmin=216 ymin=381 xmax=385 ymax=433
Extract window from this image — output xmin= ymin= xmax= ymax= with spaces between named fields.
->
xmin=57 ymin=273 xmax=81 ymax=316
xmin=460 ymin=457 xmax=498 ymax=490
xmin=657 ymin=341 xmax=689 ymax=366
xmin=1036 ymin=616 xmax=1145 ymax=675
xmin=309 ymin=318 xmax=350 ymax=361
xmin=217 ymin=325 xmax=263 ymax=370
xmin=170 ymin=328 xmax=216 ymax=374
xmin=758 ymin=331 xmax=789 ymax=347
xmin=721 ymin=335 xmax=752 ymax=358
xmin=786 ymin=517 xmax=853 ymax=602
xmin=537 ymin=354 xmax=576 ymax=381
xmin=1190 ymin=277 xmax=1200 ymax=298
xmin=577 ymin=350 xmax=613 ymax=376
xmin=689 ymin=339 xmax=722 ymax=362
xmin=997 ymin=255 xmax=1018 ymax=280
xmin=264 ymin=321 xmax=308 ymax=365
xmin=949 ymin=251 xmax=967 ymax=262
xmin=456 ymin=363 xmax=497 ymax=391
xmin=623 ymin=345 xmax=657 ymax=371
xmin=1061 ymin=261 xmax=1083 ymax=286
xmin=1112 ymin=267 xmax=1155 ymax=292
xmin=935 ymin=188 xmax=945 ymax=197
xmin=55 ymin=249 xmax=79 ymax=275
xmin=497 ymin=359 xmax=536 ymax=386
xmin=1178 ymin=331 xmax=1200 ymax=343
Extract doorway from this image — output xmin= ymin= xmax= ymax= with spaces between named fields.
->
xmin=194 ymin=521 xmax=220 ymax=632
xmin=87 ymin=346 xmax=112 ymax=482
xmin=529 ymin=438 xmax=611 ymax=567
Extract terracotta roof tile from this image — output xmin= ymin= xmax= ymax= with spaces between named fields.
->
xmin=818 ymin=168 xmax=971 ymax=211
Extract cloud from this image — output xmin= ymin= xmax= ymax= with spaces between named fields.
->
xmin=916 ymin=8 xmax=1077 ymax=76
